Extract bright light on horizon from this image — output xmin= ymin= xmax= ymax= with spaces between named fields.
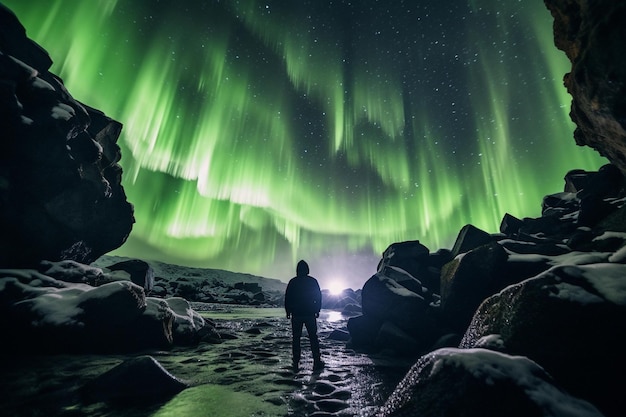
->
xmin=326 ymin=280 xmax=346 ymax=295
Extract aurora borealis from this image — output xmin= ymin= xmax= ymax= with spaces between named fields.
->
xmin=5 ymin=0 xmax=606 ymax=289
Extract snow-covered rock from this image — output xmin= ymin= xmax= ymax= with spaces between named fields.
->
xmin=461 ymin=263 xmax=626 ymax=416
xmin=378 ymin=348 xmax=605 ymax=417
xmin=0 ymin=265 xmax=209 ymax=353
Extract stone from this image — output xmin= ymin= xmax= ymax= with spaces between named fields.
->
xmin=0 ymin=5 xmax=134 ymax=268
xmin=440 ymin=241 xmax=509 ymax=332
xmin=564 ymin=168 xmax=591 ymax=193
xmin=346 ymin=314 xmax=381 ymax=350
xmin=328 ymin=329 xmax=351 ymax=341
xmin=377 ymin=240 xmax=430 ymax=285
xmin=354 ymin=270 xmax=441 ymax=354
xmin=361 ymin=271 xmax=438 ymax=338
xmin=460 ymin=263 xmax=626 ymax=417
xmin=0 ymin=266 xmax=212 ymax=353
xmin=545 ymin=0 xmax=626 ymax=176
xmin=378 ymin=348 xmax=604 ymax=417
xmin=375 ymin=321 xmax=420 ymax=356
xmin=499 ymin=212 xmax=524 ymax=236
xmin=106 ymin=259 xmax=155 ymax=293
xmin=162 ymin=297 xmax=205 ymax=345
xmin=81 ymin=355 xmax=188 ymax=404
xmin=449 ymin=224 xmax=493 ymax=258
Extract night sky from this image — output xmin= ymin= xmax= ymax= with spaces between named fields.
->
xmin=6 ymin=0 xmax=606 ymax=290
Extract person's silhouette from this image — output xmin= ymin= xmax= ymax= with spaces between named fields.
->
xmin=284 ymin=260 xmax=324 ymax=370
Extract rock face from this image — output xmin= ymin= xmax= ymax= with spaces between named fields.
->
xmin=460 ymin=263 xmax=626 ymax=415
xmin=377 ymin=348 xmax=604 ymax=417
xmin=359 ymin=165 xmax=626 ymax=416
xmin=0 ymin=5 xmax=134 ymax=267
xmin=545 ymin=0 xmax=626 ymax=175
xmin=363 ymin=5 xmax=626 ymax=413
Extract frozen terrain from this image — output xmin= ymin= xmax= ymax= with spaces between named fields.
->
xmin=0 ymin=305 xmax=410 ymax=417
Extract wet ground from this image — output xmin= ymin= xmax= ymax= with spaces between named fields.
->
xmin=0 ymin=306 xmax=411 ymax=416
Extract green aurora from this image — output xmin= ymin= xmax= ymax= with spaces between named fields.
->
xmin=5 ymin=0 xmax=607 ymax=288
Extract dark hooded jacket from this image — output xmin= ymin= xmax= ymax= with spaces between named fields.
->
xmin=285 ymin=260 xmax=322 ymax=316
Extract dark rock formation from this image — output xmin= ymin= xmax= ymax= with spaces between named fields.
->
xmin=366 ymin=164 xmax=626 ymax=416
xmin=440 ymin=241 xmax=509 ymax=332
xmin=377 ymin=348 xmax=604 ymax=417
xmin=347 ymin=264 xmax=441 ymax=354
xmin=107 ymin=259 xmax=155 ymax=293
xmin=0 ymin=5 xmax=134 ymax=267
xmin=351 ymin=5 xmax=626 ymax=415
xmin=460 ymin=263 xmax=626 ymax=416
xmin=81 ymin=355 xmax=188 ymax=404
xmin=544 ymin=0 xmax=626 ymax=175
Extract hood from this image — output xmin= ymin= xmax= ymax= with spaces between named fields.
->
xmin=296 ymin=260 xmax=309 ymax=277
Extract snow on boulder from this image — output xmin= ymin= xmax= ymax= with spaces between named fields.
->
xmin=0 ymin=267 xmax=202 ymax=353
xmin=377 ymin=348 xmax=604 ymax=417
xmin=164 ymin=297 xmax=206 ymax=345
xmin=460 ymin=263 xmax=626 ymax=416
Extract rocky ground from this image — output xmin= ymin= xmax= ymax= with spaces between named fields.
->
xmin=0 ymin=305 xmax=411 ymax=417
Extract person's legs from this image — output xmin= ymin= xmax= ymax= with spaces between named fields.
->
xmin=291 ymin=317 xmax=304 ymax=367
xmin=303 ymin=316 xmax=323 ymax=368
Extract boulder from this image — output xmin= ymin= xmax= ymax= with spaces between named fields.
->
xmin=461 ymin=263 xmax=626 ymax=417
xmin=0 ymin=266 xmax=209 ymax=353
xmin=351 ymin=269 xmax=441 ymax=354
xmin=375 ymin=321 xmax=420 ymax=356
xmin=362 ymin=271 xmax=438 ymax=339
xmin=499 ymin=213 xmax=524 ymax=236
xmin=0 ymin=5 xmax=134 ymax=268
xmin=545 ymin=0 xmax=626 ymax=176
xmin=450 ymin=224 xmax=493 ymax=258
xmin=165 ymin=297 xmax=205 ymax=345
xmin=378 ymin=348 xmax=604 ymax=417
xmin=362 ymin=272 xmax=424 ymax=323
xmin=564 ymin=168 xmax=589 ymax=192
xmin=106 ymin=259 xmax=155 ymax=293
xmin=81 ymin=355 xmax=188 ymax=404
xmin=377 ymin=240 xmax=430 ymax=276
xmin=440 ymin=241 xmax=509 ymax=332
xmin=346 ymin=314 xmax=381 ymax=350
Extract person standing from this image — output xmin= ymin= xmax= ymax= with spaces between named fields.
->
xmin=285 ymin=260 xmax=324 ymax=371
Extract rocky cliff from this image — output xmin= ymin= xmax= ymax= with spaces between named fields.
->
xmin=353 ymin=1 xmax=626 ymax=416
xmin=0 ymin=5 xmax=134 ymax=267
xmin=545 ymin=0 xmax=626 ymax=174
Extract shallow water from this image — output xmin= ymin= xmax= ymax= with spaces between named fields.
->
xmin=0 ymin=306 xmax=411 ymax=416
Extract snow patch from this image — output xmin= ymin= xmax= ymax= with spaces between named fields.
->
xmin=580 ymin=264 xmax=626 ymax=305
xmin=548 ymin=282 xmax=604 ymax=305
xmin=428 ymin=348 xmax=604 ymax=416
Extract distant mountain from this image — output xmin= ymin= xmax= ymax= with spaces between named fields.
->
xmin=92 ymin=255 xmax=287 ymax=293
